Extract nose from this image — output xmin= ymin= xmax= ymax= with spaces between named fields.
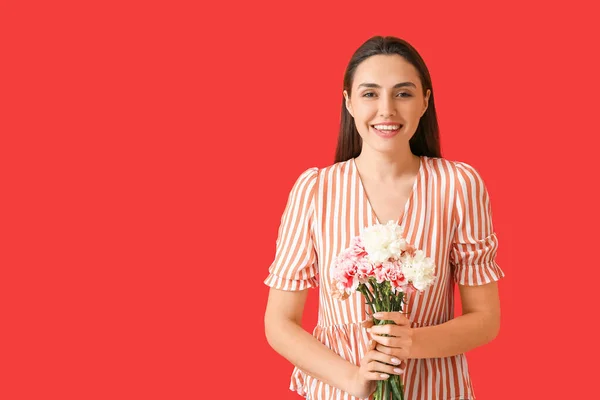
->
xmin=378 ymin=95 xmax=396 ymax=118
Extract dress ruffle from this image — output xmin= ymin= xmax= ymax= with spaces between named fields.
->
xmin=264 ymin=272 xmax=319 ymax=291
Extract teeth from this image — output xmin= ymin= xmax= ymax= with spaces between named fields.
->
xmin=373 ymin=125 xmax=401 ymax=131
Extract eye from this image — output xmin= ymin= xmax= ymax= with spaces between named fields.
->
xmin=361 ymin=91 xmax=413 ymax=98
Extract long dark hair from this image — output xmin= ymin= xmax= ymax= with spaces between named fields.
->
xmin=334 ymin=36 xmax=442 ymax=163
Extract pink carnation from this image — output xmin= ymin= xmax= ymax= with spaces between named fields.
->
xmin=373 ymin=261 xmax=394 ymax=283
xmin=356 ymin=258 xmax=375 ymax=282
xmin=349 ymin=236 xmax=367 ymax=258
xmin=386 ymin=261 xmax=408 ymax=293
xmin=331 ymin=253 xmax=360 ymax=293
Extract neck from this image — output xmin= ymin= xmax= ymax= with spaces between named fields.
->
xmin=354 ymin=147 xmax=420 ymax=182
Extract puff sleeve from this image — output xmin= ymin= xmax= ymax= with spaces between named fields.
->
xmin=264 ymin=167 xmax=319 ymax=291
xmin=451 ymin=162 xmax=505 ymax=286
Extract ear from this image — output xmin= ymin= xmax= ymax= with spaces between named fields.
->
xmin=343 ymin=90 xmax=354 ymax=117
xmin=422 ymin=89 xmax=431 ymax=117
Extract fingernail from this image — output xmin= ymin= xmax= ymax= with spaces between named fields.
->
xmin=366 ymin=328 xmax=371 ymax=333
xmin=393 ymin=368 xmax=403 ymax=374
xmin=380 ymin=373 xmax=389 ymax=379
xmin=373 ymin=312 xmax=383 ymax=317
xmin=391 ymin=357 xmax=401 ymax=365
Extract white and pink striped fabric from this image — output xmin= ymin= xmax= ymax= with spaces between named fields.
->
xmin=264 ymin=155 xmax=505 ymax=400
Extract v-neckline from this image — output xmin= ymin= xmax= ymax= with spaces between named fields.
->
xmin=352 ymin=156 xmax=424 ymax=227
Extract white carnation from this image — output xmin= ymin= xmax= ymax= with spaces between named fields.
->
xmin=402 ymin=250 xmax=436 ymax=291
xmin=361 ymin=221 xmax=407 ymax=264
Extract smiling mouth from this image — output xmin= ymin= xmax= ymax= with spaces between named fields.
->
xmin=371 ymin=124 xmax=403 ymax=131
xmin=371 ymin=124 xmax=403 ymax=137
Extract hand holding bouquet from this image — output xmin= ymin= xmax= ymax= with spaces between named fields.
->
xmin=330 ymin=221 xmax=436 ymax=400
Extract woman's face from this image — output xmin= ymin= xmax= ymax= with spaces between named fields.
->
xmin=344 ymin=54 xmax=430 ymax=154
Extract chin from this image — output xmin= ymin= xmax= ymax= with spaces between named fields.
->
xmin=365 ymin=142 xmax=403 ymax=154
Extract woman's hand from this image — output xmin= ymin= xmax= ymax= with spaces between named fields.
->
xmin=347 ymin=337 xmax=406 ymax=398
xmin=364 ymin=311 xmax=414 ymax=361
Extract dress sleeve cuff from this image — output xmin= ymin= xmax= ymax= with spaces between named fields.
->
xmin=453 ymin=261 xmax=505 ymax=286
xmin=264 ymin=272 xmax=319 ymax=291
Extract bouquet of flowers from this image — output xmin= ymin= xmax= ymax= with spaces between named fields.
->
xmin=330 ymin=221 xmax=436 ymax=400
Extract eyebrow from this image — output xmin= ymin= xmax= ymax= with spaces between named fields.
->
xmin=357 ymin=82 xmax=417 ymax=89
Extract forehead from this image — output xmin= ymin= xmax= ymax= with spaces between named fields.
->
xmin=353 ymin=54 xmax=421 ymax=89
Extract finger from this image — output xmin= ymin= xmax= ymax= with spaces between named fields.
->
xmin=368 ymin=339 xmax=377 ymax=351
xmin=373 ymin=312 xmax=410 ymax=326
xmin=366 ymin=349 xmax=404 ymax=367
xmin=368 ymin=324 xmax=412 ymax=338
xmin=367 ymin=360 xmax=405 ymax=376
xmin=371 ymin=334 xmax=411 ymax=349
xmin=375 ymin=342 xmax=409 ymax=359
xmin=363 ymin=371 xmax=393 ymax=381
xmin=361 ymin=317 xmax=374 ymax=329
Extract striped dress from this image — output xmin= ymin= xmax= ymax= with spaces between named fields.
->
xmin=264 ymin=155 xmax=505 ymax=400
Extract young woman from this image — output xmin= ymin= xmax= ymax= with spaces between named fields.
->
xmin=263 ymin=35 xmax=504 ymax=400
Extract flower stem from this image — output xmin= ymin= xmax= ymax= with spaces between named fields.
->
xmin=376 ymin=380 xmax=383 ymax=399
xmin=360 ymin=284 xmax=376 ymax=315
xmin=390 ymin=375 xmax=404 ymax=400
xmin=383 ymin=378 xmax=390 ymax=399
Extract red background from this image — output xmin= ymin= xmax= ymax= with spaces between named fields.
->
xmin=1 ymin=0 xmax=599 ymax=399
